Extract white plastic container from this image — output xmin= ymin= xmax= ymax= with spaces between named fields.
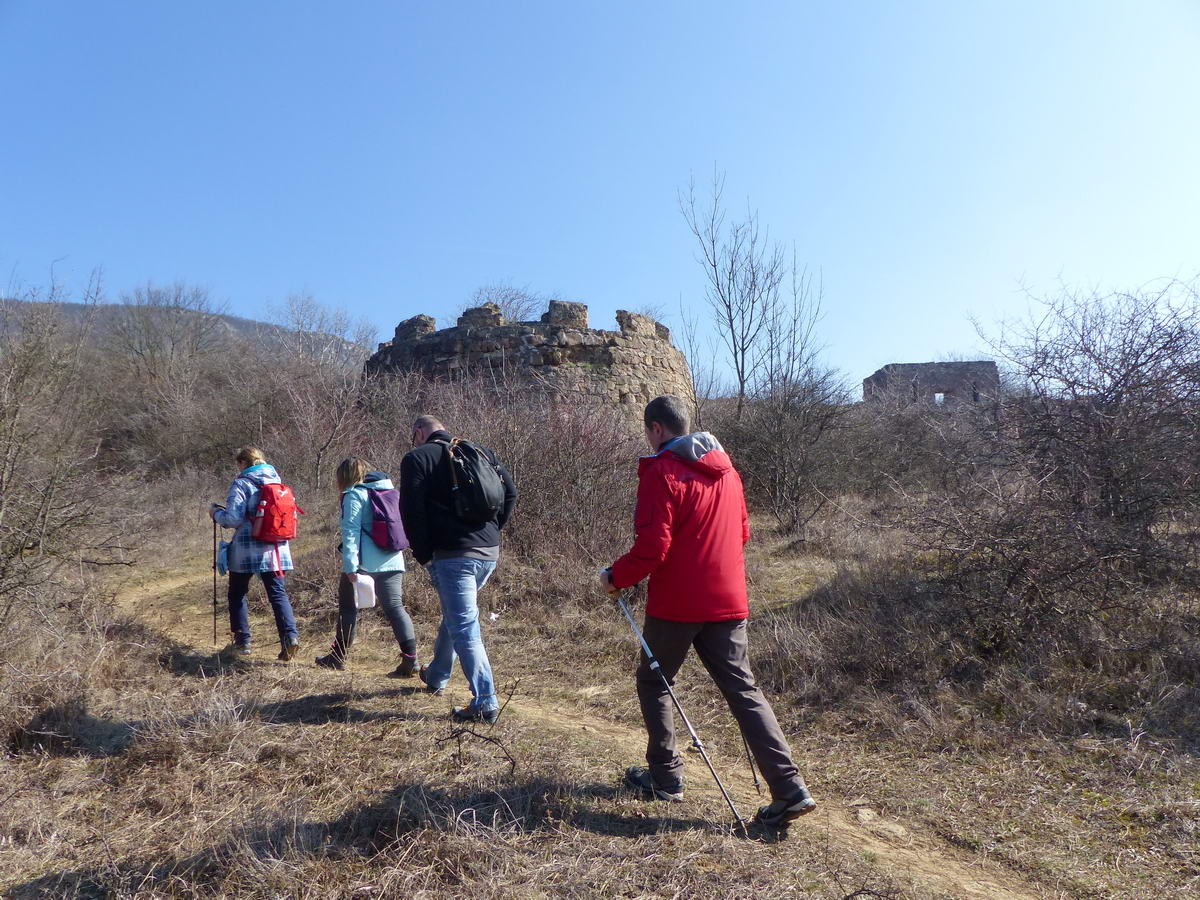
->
xmin=351 ymin=572 xmax=376 ymax=609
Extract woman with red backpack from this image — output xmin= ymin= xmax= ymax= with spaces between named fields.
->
xmin=315 ymin=457 xmax=417 ymax=676
xmin=210 ymin=446 xmax=302 ymax=659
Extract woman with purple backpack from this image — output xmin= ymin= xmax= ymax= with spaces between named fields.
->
xmin=315 ymin=457 xmax=419 ymax=676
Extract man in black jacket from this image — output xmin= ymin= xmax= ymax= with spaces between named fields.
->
xmin=400 ymin=415 xmax=517 ymax=724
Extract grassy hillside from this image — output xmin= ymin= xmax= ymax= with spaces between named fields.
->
xmin=4 ymin=287 xmax=1200 ymax=898
xmin=3 ymin=498 xmax=1197 ymax=899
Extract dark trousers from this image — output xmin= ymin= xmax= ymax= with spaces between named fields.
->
xmin=228 ymin=571 xmax=298 ymax=647
xmin=637 ymin=615 xmax=807 ymax=801
xmin=333 ymin=571 xmax=415 ymax=659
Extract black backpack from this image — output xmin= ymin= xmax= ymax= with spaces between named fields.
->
xmin=442 ymin=439 xmax=506 ymax=524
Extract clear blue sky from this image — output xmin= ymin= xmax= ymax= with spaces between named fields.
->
xmin=3 ymin=1 xmax=1198 ymax=387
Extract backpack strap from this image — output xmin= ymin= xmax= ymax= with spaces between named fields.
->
xmin=357 ymin=483 xmax=376 ymax=547
xmin=446 ymin=439 xmax=464 ymax=494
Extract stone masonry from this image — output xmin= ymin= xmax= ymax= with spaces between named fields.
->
xmin=863 ymin=360 xmax=1000 ymax=406
xmin=365 ymin=300 xmax=693 ymax=413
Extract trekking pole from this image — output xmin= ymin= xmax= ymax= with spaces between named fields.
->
xmin=742 ymin=732 xmax=763 ymax=795
xmin=613 ymin=591 xmax=750 ymax=838
xmin=212 ymin=517 xmax=219 ymax=646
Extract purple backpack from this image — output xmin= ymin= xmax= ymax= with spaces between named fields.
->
xmin=364 ymin=487 xmax=408 ymax=552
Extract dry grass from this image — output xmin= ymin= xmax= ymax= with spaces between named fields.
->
xmin=1 ymin=597 xmax=899 ymax=899
xmin=747 ymin=503 xmax=1200 ymax=898
xmin=4 ymin=497 xmax=1199 ymax=898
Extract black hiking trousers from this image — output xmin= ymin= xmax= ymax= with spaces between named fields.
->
xmin=636 ymin=615 xmax=808 ymax=802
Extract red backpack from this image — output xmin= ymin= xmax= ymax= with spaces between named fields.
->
xmin=248 ymin=483 xmax=304 ymax=574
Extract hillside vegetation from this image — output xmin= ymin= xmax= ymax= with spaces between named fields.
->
xmin=2 ymin=283 xmax=1199 ymax=898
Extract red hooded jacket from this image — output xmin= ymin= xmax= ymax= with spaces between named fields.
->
xmin=609 ymin=433 xmax=750 ymax=622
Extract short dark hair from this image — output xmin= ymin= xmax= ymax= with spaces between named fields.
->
xmin=412 ymin=414 xmax=445 ymax=433
xmin=643 ymin=395 xmax=690 ymax=435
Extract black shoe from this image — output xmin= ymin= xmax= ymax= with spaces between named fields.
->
xmin=388 ymin=655 xmax=419 ymax=678
xmin=418 ymin=665 xmax=444 ymax=695
xmin=226 ymin=641 xmax=252 ymax=657
xmin=315 ymin=652 xmax=345 ymax=671
xmin=451 ymin=705 xmax=499 ymax=725
xmin=623 ymin=766 xmax=684 ymax=802
xmin=278 ymin=639 xmax=301 ymax=662
xmin=754 ymin=789 xmax=817 ymax=827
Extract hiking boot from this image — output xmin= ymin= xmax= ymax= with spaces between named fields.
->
xmin=451 ymin=705 xmax=499 ymax=726
xmin=228 ymin=641 xmax=252 ymax=657
xmin=387 ymin=654 xmax=419 ymax=679
xmin=277 ymin=639 xmax=301 ymax=662
xmin=315 ymin=652 xmax=345 ymax=671
xmin=754 ymin=788 xmax=817 ymax=827
xmin=418 ymin=665 xmax=444 ymax=695
xmin=623 ymin=766 xmax=684 ymax=802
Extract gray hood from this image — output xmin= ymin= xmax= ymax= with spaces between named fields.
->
xmin=662 ymin=432 xmax=725 ymax=462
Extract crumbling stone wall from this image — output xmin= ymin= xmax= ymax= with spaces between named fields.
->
xmin=365 ymin=300 xmax=693 ymax=413
xmin=863 ymin=360 xmax=999 ymax=406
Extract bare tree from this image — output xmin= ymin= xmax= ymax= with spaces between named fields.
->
xmin=106 ymin=282 xmax=228 ymax=387
xmin=261 ymin=293 xmax=376 ymax=488
xmin=738 ymin=264 xmax=847 ymax=534
xmin=464 ymin=283 xmax=553 ymax=324
xmin=0 ymin=276 xmax=135 ymax=622
xmin=268 ymin=291 xmax=376 ymax=367
xmin=681 ymin=171 xmax=787 ymax=420
xmin=677 ymin=297 xmax=723 ymax=428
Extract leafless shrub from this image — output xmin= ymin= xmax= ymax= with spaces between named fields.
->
xmin=919 ymin=283 xmax=1200 ymax=646
xmin=721 ymin=266 xmax=848 ymax=535
xmin=464 ymin=282 xmax=558 ymax=324
xmin=759 ymin=281 xmax=1200 ymax=747
xmin=360 ymin=368 xmax=642 ymax=580
xmin=0 ymin=284 xmax=137 ymax=624
xmin=246 ymin=293 xmax=378 ymax=489
xmin=267 ymin=291 xmax=376 ymax=366
xmin=105 ymin=281 xmax=229 ymax=385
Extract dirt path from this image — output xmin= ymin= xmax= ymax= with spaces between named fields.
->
xmin=118 ymin=572 xmax=1051 ymax=900
xmin=514 ymin=692 xmax=1046 ymax=900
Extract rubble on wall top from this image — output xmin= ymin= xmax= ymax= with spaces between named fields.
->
xmin=387 ymin=300 xmax=673 ymax=347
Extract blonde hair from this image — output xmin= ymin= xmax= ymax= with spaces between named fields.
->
xmin=336 ymin=457 xmax=371 ymax=492
xmin=235 ymin=446 xmax=266 ymax=467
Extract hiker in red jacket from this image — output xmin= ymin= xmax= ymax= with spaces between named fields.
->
xmin=601 ymin=394 xmax=816 ymax=828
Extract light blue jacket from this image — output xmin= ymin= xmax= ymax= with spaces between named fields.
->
xmin=341 ymin=473 xmax=406 ymax=574
xmin=214 ymin=464 xmax=294 ymax=573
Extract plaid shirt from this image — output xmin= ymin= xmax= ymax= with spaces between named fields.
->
xmin=214 ymin=464 xmax=294 ymax=573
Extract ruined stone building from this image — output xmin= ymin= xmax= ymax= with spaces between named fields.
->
xmin=364 ymin=300 xmax=692 ymax=414
xmin=862 ymin=360 xmax=1000 ymax=406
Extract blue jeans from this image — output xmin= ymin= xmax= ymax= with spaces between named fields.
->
xmin=425 ymin=558 xmax=498 ymax=712
xmin=228 ymin=571 xmax=299 ymax=647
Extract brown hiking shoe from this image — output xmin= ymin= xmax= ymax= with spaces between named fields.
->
xmin=388 ymin=654 xmax=419 ymax=678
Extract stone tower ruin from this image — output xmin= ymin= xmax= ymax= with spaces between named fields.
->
xmin=862 ymin=360 xmax=1000 ymax=406
xmin=364 ymin=300 xmax=693 ymax=414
